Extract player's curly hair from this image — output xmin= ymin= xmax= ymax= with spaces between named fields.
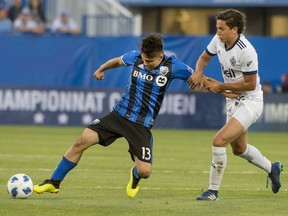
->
xmin=140 ymin=33 xmax=164 ymax=57
xmin=216 ymin=9 xmax=246 ymax=34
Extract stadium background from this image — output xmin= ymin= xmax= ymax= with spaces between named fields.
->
xmin=0 ymin=0 xmax=287 ymax=131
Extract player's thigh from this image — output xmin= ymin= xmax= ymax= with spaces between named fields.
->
xmin=78 ymin=128 xmax=100 ymax=148
xmin=214 ymin=117 xmax=245 ymax=147
xmin=86 ymin=112 xmax=122 ymax=146
xmin=230 ymin=98 xmax=263 ymax=131
xmin=125 ymin=124 xmax=153 ymax=164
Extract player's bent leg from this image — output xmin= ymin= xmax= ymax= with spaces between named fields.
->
xmin=196 ymin=118 xmax=242 ymax=201
xmin=126 ymin=158 xmax=151 ymax=198
xmin=65 ymin=128 xmax=100 ymax=163
xmin=34 ymin=128 xmax=100 ymax=194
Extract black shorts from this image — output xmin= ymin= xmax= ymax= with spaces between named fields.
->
xmin=87 ymin=111 xmax=153 ymax=164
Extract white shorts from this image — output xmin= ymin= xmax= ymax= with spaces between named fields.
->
xmin=226 ymin=95 xmax=263 ymax=131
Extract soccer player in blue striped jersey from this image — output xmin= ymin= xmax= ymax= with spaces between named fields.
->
xmin=113 ymin=49 xmax=193 ymax=128
xmin=188 ymin=9 xmax=283 ymax=201
xmin=33 ymin=33 xmax=197 ymax=198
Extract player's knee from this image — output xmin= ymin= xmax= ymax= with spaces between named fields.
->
xmin=72 ymin=136 xmax=89 ymax=151
xmin=232 ymin=149 xmax=242 ymax=156
xmin=230 ymin=140 xmax=246 ymax=156
xmin=212 ymin=136 xmax=228 ymax=147
xmin=231 ymin=145 xmax=245 ymax=156
xmin=138 ymin=168 xmax=151 ymax=179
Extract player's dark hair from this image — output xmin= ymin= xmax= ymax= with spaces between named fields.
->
xmin=216 ymin=9 xmax=246 ymax=34
xmin=140 ymin=33 xmax=164 ymax=57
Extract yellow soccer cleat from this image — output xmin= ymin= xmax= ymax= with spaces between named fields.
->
xmin=126 ymin=168 xmax=140 ymax=198
xmin=33 ymin=179 xmax=60 ymax=194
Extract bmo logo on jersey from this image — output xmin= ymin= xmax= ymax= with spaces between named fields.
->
xmin=133 ymin=70 xmax=154 ymax=81
xmin=133 ymin=70 xmax=168 ymax=87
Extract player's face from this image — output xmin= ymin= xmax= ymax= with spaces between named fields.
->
xmin=141 ymin=52 xmax=164 ymax=71
xmin=216 ymin=20 xmax=238 ymax=47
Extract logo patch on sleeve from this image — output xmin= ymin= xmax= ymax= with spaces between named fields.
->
xmin=91 ymin=119 xmax=100 ymax=125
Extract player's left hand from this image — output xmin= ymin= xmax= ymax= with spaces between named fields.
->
xmin=204 ymin=76 xmax=240 ymax=98
xmin=203 ymin=76 xmax=221 ymax=93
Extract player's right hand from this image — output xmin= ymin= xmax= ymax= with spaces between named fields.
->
xmin=93 ymin=70 xmax=105 ymax=80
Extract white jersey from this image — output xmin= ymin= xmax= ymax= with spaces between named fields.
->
xmin=51 ymin=18 xmax=79 ymax=33
xmin=14 ymin=18 xmax=38 ymax=30
xmin=206 ymin=34 xmax=263 ymax=98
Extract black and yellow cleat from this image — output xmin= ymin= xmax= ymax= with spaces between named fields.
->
xmin=33 ymin=179 xmax=60 ymax=194
xmin=126 ymin=168 xmax=140 ymax=198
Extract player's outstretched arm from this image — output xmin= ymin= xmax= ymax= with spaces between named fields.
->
xmin=203 ymin=76 xmax=240 ymax=99
xmin=187 ymin=51 xmax=212 ymax=90
xmin=93 ymin=56 xmax=124 ymax=80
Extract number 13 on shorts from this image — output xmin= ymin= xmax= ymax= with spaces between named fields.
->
xmin=142 ymin=147 xmax=151 ymax=160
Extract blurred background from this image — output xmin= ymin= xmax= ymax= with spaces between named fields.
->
xmin=0 ymin=0 xmax=287 ymax=131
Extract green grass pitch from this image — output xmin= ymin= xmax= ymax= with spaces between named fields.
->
xmin=0 ymin=125 xmax=287 ymax=216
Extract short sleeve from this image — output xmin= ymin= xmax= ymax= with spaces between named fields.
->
xmin=241 ymin=49 xmax=258 ymax=74
xmin=171 ymin=56 xmax=193 ymax=81
xmin=206 ymin=34 xmax=218 ymax=56
xmin=122 ymin=50 xmax=140 ymax=66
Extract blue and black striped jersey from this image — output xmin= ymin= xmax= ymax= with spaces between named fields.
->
xmin=113 ymin=50 xmax=193 ymax=128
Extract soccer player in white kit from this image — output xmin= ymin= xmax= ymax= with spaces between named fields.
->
xmin=188 ymin=9 xmax=283 ymax=201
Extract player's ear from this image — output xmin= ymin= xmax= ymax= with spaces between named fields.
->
xmin=232 ymin=26 xmax=238 ymax=34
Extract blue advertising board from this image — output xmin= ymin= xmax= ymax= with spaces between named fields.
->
xmin=251 ymin=94 xmax=288 ymax=131
xmin=0 ymin=87 xmax=225 ymax=129
xmin=0 ymin=87 xmax=287 ymax=131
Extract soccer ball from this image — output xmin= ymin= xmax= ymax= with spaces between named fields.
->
xmin=7 ymin=173 xmax=33 ymax=199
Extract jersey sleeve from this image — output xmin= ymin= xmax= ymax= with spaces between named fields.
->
xmin=121 ymin=50 xmax=140 ymax=66
xmin=171 ymin=56 xmax=194 ymax=81
xmin=240 ymin=48 xmax=258 ymax=74
xmin=206 ymin=34 xmax=218 ymax=56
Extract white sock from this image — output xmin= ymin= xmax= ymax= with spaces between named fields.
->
xmin=208 ymin=146 xmax=227 ymax=191
xmin=239 ymin=144 xmax=272 ymax=173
